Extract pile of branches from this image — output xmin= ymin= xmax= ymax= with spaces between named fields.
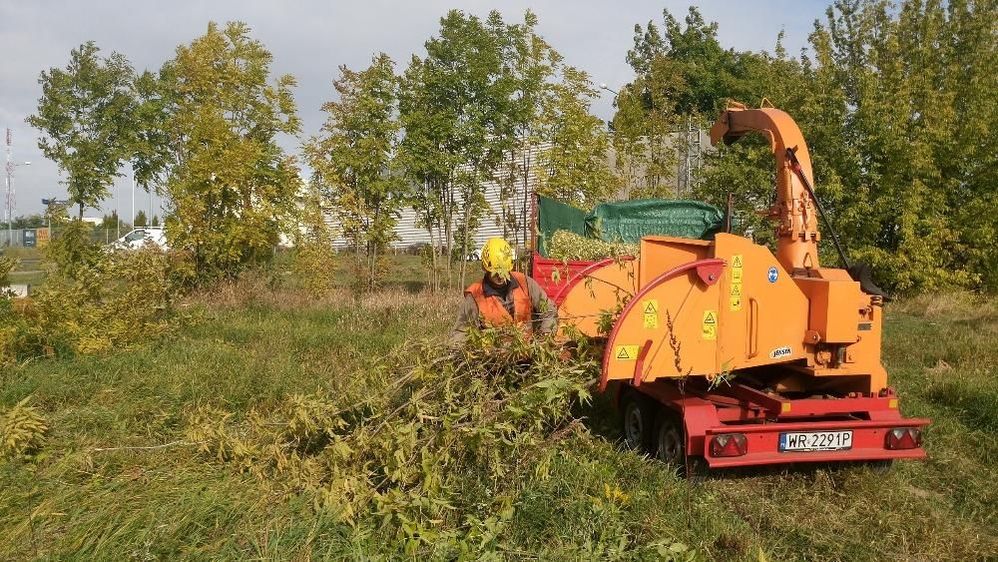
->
xmin=185 ymin=330 xmax=601 ymax=554
xmin=547 ymin=230 xmax=638 ymax=262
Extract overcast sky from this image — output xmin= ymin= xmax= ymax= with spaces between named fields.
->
xmin=0 ymin=0 xmax=829 ymax=219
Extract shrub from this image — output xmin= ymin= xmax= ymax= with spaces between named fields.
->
xmin=0 ymin=255 xmax=31 ymax=364
xmin=1 ymin=397 xmax=48 ymax=460
xmin=291 ymin=193 xmax=338 ymax=295
xmin=0 ymin=221 xmax=179 ymax=363
xmin=29 ymin=246 xmax=176 ymax=355
xmin=292 ymin=241 xmax=337 ymax=296
xmin=185 ymin=330 xmax=602 ymax=556
xmin=0 ymin=253 xmax=15 ymax=291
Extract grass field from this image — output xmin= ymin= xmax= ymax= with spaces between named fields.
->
xmin=1 ymin=278 xmax=996 ymax=560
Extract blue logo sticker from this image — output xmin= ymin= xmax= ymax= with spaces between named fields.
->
xmin=767 ymin=266 xmax=779 ymax=283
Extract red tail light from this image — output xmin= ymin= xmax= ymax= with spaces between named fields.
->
xmin=885 ymin=427 xmax=922 ymax=450
xmin=710 ymin=433 xmax=748 ymax=457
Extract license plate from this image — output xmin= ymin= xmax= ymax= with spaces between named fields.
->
xmin=779 ymin=430 xmax=853 ymax=452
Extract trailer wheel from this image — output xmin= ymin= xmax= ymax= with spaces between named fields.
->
xmin=620 ymin=391 xmax=655 ymax=452
xmin=654 ymin=412 xmax=685 ymax=466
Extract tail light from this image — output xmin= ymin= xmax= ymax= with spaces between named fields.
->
xmin=710 ymin=433 xmax=748 ymax=457
xmin=885 ymin=427 xmax=922 ymax=450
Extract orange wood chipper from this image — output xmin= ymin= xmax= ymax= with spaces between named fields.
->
xmin=545 ymin=103 xmax=929 ymax=469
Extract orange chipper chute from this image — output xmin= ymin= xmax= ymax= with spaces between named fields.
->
xmin=708 ymin=101 xmax=823 ymax=274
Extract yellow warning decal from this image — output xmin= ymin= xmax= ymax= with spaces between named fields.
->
xmin=702 ymin=310 xmax=717 ymax=341
xmin=730 ymin=254 xmax=743 ymax=311
xmin=615 ymin=345 xmax=639 ymax=361
xmin=642 ymin=299 xmax=658 ymax=329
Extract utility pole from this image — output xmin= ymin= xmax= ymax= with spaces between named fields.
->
xmin=5 ymin=128 xmax=11 ymax=247
xmin=115 ymin=177 xmax=120 ymax=239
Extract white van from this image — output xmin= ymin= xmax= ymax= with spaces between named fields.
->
xmin=111 ymin=227 xmax=168 ymax=250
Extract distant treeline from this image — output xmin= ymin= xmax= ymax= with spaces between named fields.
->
xmin=27 ymin=0 xmax=996 ymax=293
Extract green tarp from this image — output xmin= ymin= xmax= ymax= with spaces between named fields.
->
xmin=536 ymin=196 xmax=724 ymax=257
xmin=536 ymin=196 xmax=588 ymax=256
xmin=587 ymin=199 xmax=725 ymax=244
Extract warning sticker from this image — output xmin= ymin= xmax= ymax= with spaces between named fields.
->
xmin=730 ymin=254 xmax=743 ymax=311
xmin=642 ymin=299 xmax=658 ymax=329
xmin=702 ymin=310 xmax=717 ymax=341
xmin=615 ymin=345 xmax=639 ymax=361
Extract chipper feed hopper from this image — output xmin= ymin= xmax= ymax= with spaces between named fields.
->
xmin=555 ymin=103 xmax=929 ymax=469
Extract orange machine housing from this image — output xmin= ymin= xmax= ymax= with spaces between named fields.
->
xmin=600 ymin=234 xmax=887 ymax=395
xmin=596 ymin=104 xmax=887 ymax=395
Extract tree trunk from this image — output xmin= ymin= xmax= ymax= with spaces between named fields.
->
xmin=520 ymin=145 xmax=532 ymax=255
xmin=443 ymin=175 xmax=454 ymax=288
xmin=459 ymin=170 xmax=477 ymax=289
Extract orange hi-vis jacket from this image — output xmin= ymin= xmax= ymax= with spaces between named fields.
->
xmin=464 ymin=271 xmax=532 ymax=327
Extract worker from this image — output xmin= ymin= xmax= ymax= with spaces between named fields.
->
xmin=451 ymin=237 xmax=558 ymax=345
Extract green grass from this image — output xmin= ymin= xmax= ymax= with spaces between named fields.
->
xmin=1 ymin=285 xmax=996 ymax=560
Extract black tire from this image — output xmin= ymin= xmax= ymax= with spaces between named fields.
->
xmin=653 ymin=411 xmax=685 ymax=466
xmin=620 ymin=390 xmax=655 ymax=453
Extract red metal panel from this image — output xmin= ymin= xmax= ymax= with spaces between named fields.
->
xmin=779 ymin=397 xmax=904 ymax=418
xmin=627 ymin=379 xmax=931 ymax=467
xmin=530 ymin=254 xmax=595 ymax=304
xmin=707 ymin=448 xmax=926 ymax=468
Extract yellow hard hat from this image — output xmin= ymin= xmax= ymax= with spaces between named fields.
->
xmin=481 ymin=237 xmax=514 ymax=281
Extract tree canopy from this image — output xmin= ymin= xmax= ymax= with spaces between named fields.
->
xmin=28 ymin=42 xmax=137 ymax=218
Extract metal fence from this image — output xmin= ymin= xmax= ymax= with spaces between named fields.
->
xmin=0 ymin=226 xmax=132 ymax=248
xmin=0 ymin=229 xmax=26 ymax=247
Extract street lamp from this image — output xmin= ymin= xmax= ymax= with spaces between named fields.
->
xmin=599 ymin=83 xmax=619 ymax=95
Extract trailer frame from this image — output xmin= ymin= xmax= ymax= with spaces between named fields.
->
xmin=612 ymin=378 xmax=929 ymax=469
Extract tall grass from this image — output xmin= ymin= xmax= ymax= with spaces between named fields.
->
xmin=1 ymin=282 xmax=995 ymax=559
